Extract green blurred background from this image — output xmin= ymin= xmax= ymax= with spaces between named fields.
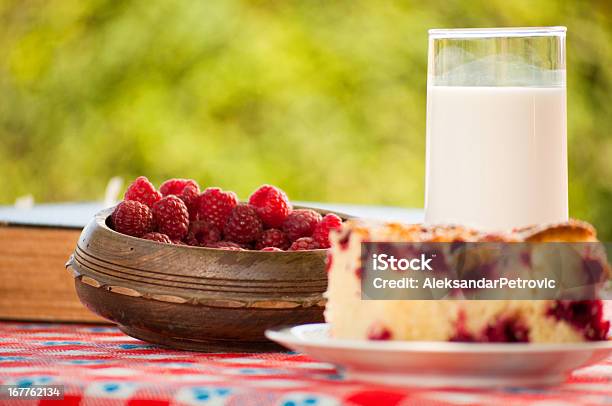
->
xmin=1 ymin=1 xmax=611 ymax=237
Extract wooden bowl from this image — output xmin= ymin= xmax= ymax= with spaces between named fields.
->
xmin=66 ymin=206 xmax=346 ymax=352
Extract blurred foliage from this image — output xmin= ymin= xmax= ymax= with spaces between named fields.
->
xmin=0 ymin=0 xmax=611 ymax=237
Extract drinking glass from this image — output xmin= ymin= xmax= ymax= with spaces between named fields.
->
xmin=425 ymin=27 xmax=567 ymax=230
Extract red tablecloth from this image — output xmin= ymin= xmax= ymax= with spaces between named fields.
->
xmin=0 ymin=322 xmax=610 ymax=406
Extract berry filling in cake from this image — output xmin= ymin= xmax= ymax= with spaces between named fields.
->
xmin=547 ymin=300 xmax=610 ymax=341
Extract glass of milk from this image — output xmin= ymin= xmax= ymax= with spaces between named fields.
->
xmin=425 ymin=27 xmax=568 ymax=231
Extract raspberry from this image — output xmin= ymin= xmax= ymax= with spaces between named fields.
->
xmin=223 ymin=204 xmax=263 ymax=244
xmin=261 ymin=247 xmax=283 ymax=252
xmin=111 ymin=200 xmax=154 ymax=237
xmin=255 ymin=228 xmax=289 ymax=250
xmin=312 ymin=213 xmax=343 ymax=248
xmin=197 ymin=187 xmax=238 ymax=229
xmin=179 ymin=184 xmax=200 ymax=220
xmin=152 ymin=195 xmax=190 ymax=240
xmin=248 ymin=184 xmax=292 ymax=228
xmin=159 ymin=178 xmax=200 ymax=196
xmin=172 ymin=239 xmax=187 ymax=245
xmin=206 ymin=241 xmax=245 ymax=251
xmin=124 ymin=176 xmax=162 ymax=208
xmin=142 ymin=232 xmax=172 ymax=244
xmin=367 ymin=323 xmax=392 ymax=341
xmin=184 ymin=220 xmax=221 ymax=246
xmin=289 ymin=237 xmax=319 ymax=251
xmin=282 ymin=209 xmax=322 ymax=241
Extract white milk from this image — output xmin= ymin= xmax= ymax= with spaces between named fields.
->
xmin=425 ymin=86 xmax=568 ymax=231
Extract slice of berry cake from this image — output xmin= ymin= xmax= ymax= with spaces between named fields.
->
xmin=324 ymin=220 xmax=610 ymax=343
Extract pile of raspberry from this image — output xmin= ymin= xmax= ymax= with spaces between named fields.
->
xmin=110 ymin=176 xmax=344 ymax=251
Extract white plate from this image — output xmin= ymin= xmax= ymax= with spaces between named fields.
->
xmin=266 ymin=323 xmax=612 ymax=388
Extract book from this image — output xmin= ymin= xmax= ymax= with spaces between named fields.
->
xmin=0 ymin=203 xmax=107 ymax=323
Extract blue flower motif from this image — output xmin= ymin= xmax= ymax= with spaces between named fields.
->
xmin=16 ymin=377 xmax=52 ymax=387
xmin=85 ymin=327 xmax=117 ymax=332
xmin=118 ymin=344 xmax=155 ymax=349
xmin=103 ymin=383 xmax=120 ymax=392
xmin=279 ymin=393 xmax=339 ymax=406
xmin=238 ymin=367 xmax=282 ymax=375
xmin=191 ymin=386 xmax=232 ymax=402
xmin=16 ymin=379 xmax=33 ymax=387
xmin=0 ymin=356 xmax=27 ymax=362
xmin=42 ymin=341 xmax=83 ymax=346
xmin=193 ymin=389 xmax=209 ymax=401
xmin=65 ymin=360 xmax=107 ymax=365
xmin=174 ymin=386 xmax=233 ymax=404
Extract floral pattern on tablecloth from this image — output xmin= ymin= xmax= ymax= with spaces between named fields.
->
xmin=0 ymin=321 xmax=611 ymax=405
